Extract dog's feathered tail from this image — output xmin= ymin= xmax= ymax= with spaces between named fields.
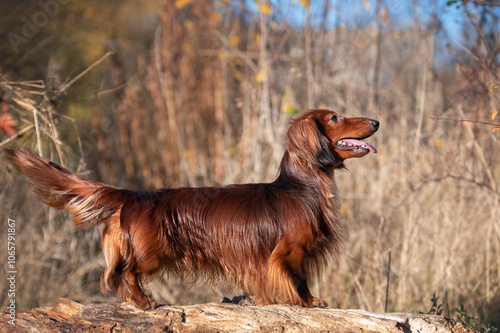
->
xmin=5 ymin=149 xmax=127 ymax=229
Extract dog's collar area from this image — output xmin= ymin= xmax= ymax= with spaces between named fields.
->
xmin=335 ymin=138 xmax=377 ymax=153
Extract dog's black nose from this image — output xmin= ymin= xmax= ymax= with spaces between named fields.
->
xmin=370 ymin=119 xmax=379 ymax=130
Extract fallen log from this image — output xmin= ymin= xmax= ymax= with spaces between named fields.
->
xmin=0 ymin=298 xmax=475 ymax=332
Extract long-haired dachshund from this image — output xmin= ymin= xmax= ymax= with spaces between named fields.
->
xmin=6 ymin=109 xmax=378 ymax=309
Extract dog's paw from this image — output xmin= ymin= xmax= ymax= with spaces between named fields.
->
xmin=308 ymin=297 xmax=328 ymax=308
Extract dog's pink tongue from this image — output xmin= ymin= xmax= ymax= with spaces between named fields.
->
xmin=342 ymin=139 xmax=377 ymax=153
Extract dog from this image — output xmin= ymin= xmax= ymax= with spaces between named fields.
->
xmin=5 ymin=109 xmax=378 ymax=309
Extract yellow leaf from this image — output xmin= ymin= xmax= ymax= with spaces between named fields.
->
xmin=175 ymin=0 xmax=192 ymax=9
xmin=493 ymin=110 xmax=498 ymax=121
xmin=300 ymin=0 xmax=309 ymax=6
xmin=380 ymin=7 xmax=391 ymax=26
xmin=212 ymin=11 xmax=222 ymax=23
xmin=229 ymin=35 xmax=240 ymax=46
xmin=362 ymin=0 xmax=371 ymax=10
xmin=258 ymin=2 xmax=271 ymax=16
xmin=489 ymin=82 xmax=500 ymax=91
xmin=218 ymin=52 xmax=228 ymax=61
xmin=282 ymin=104 xmax=298 ymax=116
xmin=256 ymin=69 xmax=266 ymax=83
xmin=340 ymin=202 xmax=349 ymax=214
xmin=493 ymin=127 xmax=500 ymax=133
xmin=434 ymin=139 xmax=443 ymax=149
xmin=184 ymin=20 xmax=194 ymax=30
xmin=232 ymin=69 xmax=244 ymax=82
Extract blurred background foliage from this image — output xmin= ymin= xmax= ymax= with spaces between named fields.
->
xmin=1 ymin=0 xmax=500 ymax=329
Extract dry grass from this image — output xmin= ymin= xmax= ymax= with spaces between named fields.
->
xmin=0 ymin=1 xmax=499 ymax=327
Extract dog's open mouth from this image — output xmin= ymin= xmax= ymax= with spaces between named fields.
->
xmin=335 ymin=138 xmax=377 ymax=153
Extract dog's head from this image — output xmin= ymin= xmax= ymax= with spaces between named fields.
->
xmin=286 ymin=109 xmax=379 ymax=169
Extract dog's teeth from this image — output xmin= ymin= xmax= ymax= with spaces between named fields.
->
xmin=347 ymin=143 xmax=352 ymax=146
xmin=361 ymin=145 xmax=366 ymax=148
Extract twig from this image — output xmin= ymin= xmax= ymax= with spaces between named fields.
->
xmin=0 ymin=124 xmax=35 ymax=149
xmin=7 ymin=80 xmax=45 ymax=89
xmin=428 ymin=113 xmax=500 ymax=127
xmin=33 ymin=105 xmax=43 ymax=156
xmin=82 ymin=83 xmax=127 ymax=100
xmin=384 ymin=249 xmax=391 ymax=313
xmin=212 ymin=29 xmax=259 ymax=73
xmin=383 ymin=174 xmax=499 ymax=222
xmin=12 ymin=33 xmax=58 ymax=71
xmin=444 ymin=290 xmax=450 ymax=318
xmin=71 ymin=118 xmax=85 ymax=168
xmin=58 ymin=52 xmax=113 ymax=94
xmin=414 ymin=31 xmax=434 ymax=156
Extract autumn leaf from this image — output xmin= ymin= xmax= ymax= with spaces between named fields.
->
xmin=492 ymin=110 xmax=498 ymax=121
xmin=493 ymin=127 xmax=500 ymax=133
xmin=300 ymin=0 xmax=309 ymax=7
xmin=232 ymin=68 xmax=244 ymax=82
xmin=489 ymin=81 xmax=500 ymax=91
xmin=340 ymin=202 xmax=349 ymax=214
xmin=258 ymin=2 xmax=271 ymax=16
xmin=281 ymin=92 xmax=298 ymax=115
xmin=362 ymin=0 xmax=371 ymax=10
xmin=229 ymin=35 xmax=240 ymax=46
xmin=380 ymin=7 xmax=391 ymax=26
xmin=175 ymin=0 xmax=192 ymax=9
xmin=0 ymin=112 xmax=17 ymax=135
xmin=282 ymin=104 xmax=299 ymax=116
xmin=434 ymin=139 xmax=444 ymax=148
xmin=212 ymin=11 xmax=222 ymax=23
xmin=256 ymin=69 xmax=266 ymax=83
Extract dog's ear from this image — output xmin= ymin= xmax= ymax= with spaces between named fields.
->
xmin=286 ymin=117 xmax=336 ymax=168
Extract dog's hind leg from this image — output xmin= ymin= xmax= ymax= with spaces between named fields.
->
xmin=100 ymin=212 xmax=121 ymax=297
xmin=100 ymin=211 xmax=158 ymax=310
xmin=121 ymin=269 xmax=158 ymax=310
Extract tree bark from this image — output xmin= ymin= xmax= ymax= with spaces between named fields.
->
xmin=1 ymin=298 xmax=476 ymax=333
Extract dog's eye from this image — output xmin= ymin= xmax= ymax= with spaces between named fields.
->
xmin=330 ymin=115 xmax=338 ymax=123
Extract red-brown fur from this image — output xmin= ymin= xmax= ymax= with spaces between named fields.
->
xmin=5 ymin=109 xmax=378 ymax=309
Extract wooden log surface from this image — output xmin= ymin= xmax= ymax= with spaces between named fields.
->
xmin=0 ymin=298 xmax=476 ymax=332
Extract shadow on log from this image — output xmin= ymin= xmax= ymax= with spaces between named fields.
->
xmin=1 ymin=298 xmax=476 ymax=332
